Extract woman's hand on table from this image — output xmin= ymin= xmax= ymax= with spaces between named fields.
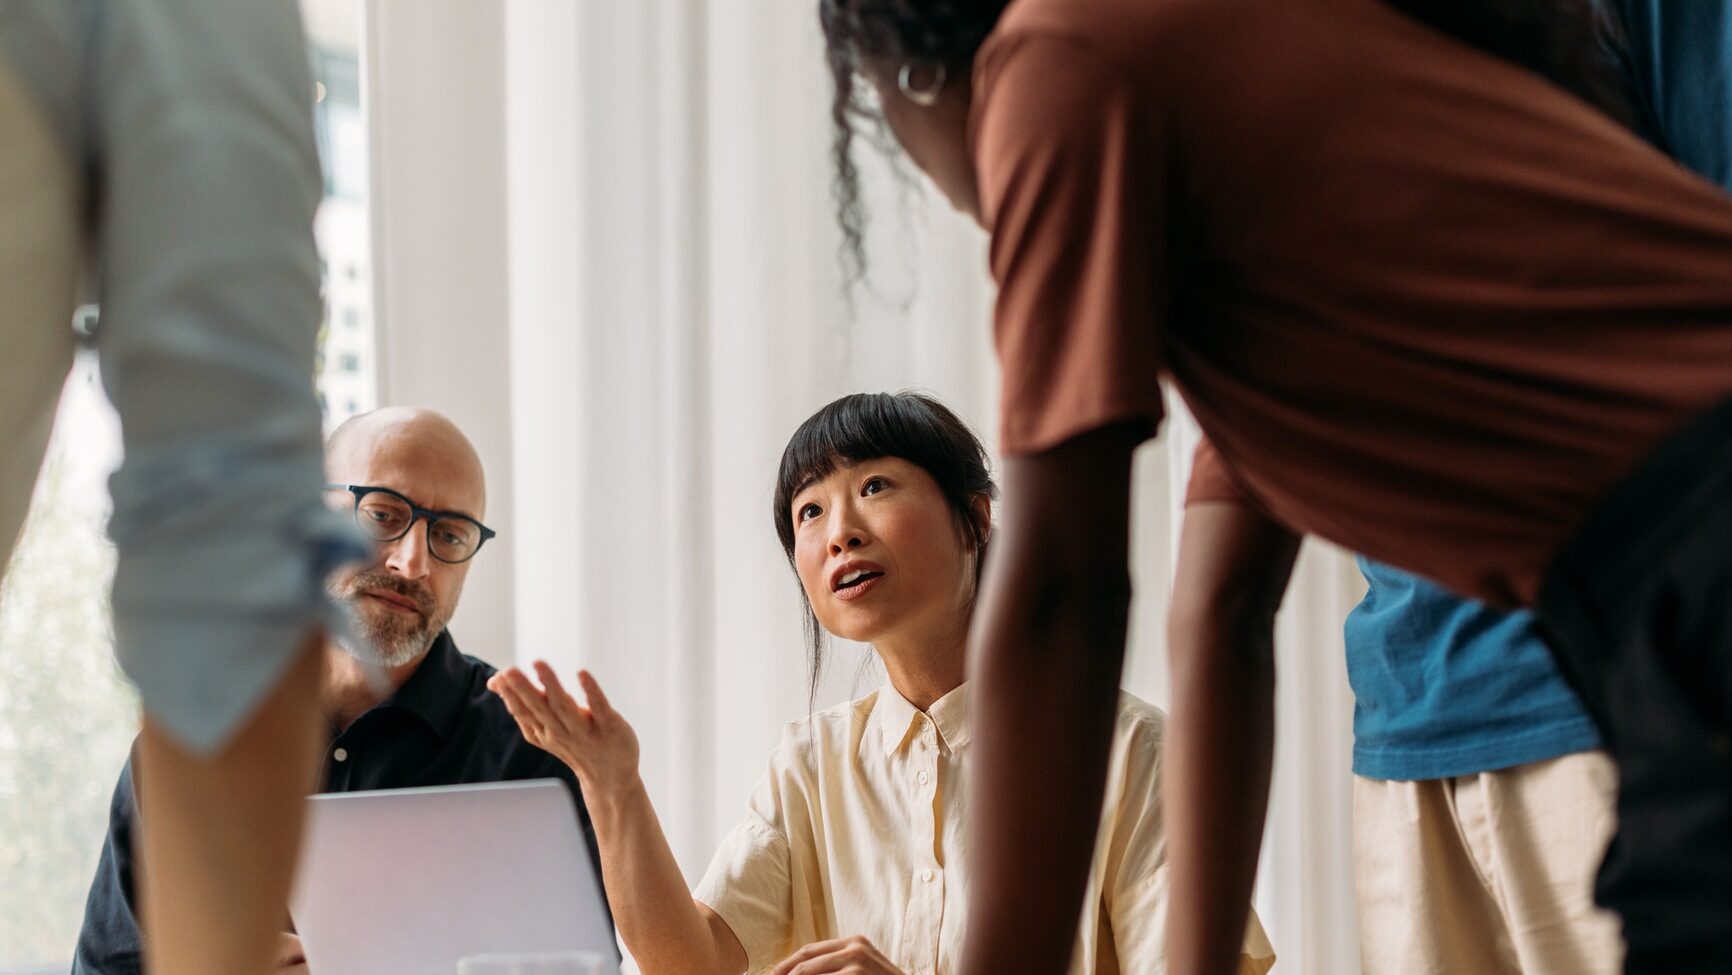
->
xmin=489 ymin=662 xmax=642 ymax=802
xmin=771 ymin=936 xmax=906 ymax=975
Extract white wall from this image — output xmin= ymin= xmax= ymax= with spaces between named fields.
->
xmin=367 ymin=0 xmax=518 ymax=658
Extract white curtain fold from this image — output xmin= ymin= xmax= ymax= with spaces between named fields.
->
xmin=370 ymin=1 xmax=1366 ymax=970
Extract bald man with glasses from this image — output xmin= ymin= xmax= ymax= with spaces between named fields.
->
xmin=74 ymin=408 xmax=612 ymax=975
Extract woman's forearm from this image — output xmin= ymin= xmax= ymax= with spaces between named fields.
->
xmin=487 ymin=668 xmax=741 ymax=973
xmin=958 ymin=426 xmax=1144 ymax=975
xmin=1162 ymin=501 xmax=1298 ymax=975
xmin=589 ymin=778 xmax=743 ymax=975
xmin=1163 ymin=617 xmax=1277 ymax=975
xmin=959 ymin=580 xmax=1131 ymax=974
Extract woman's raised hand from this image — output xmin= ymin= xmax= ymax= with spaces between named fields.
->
xmin=488 ymin=662 xmax=642 ymax=801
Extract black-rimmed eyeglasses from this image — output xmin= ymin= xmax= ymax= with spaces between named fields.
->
xmin=327 ymin=484 xmax=497 ymax=564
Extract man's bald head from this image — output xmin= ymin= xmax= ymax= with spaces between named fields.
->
xmin=324 ymin=406 xmax=488 ymax=669
xmin=327 ymin=406 xmax=486 ymax=519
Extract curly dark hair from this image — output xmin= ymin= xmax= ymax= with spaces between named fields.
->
xmin=817 ymin=0 xmax=1650 ymax=287
xmin=817 ymin=1 xmax=1012 ymax=287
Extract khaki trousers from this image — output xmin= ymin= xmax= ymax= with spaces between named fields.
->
xmin=1354 ymin=751 xmax=1624 ymax=975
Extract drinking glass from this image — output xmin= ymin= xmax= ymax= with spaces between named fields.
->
xmin=455 ymin=951 xmax=607 ymax=975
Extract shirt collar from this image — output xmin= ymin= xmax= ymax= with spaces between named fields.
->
xmin=872 ymin=681 xmax=972 ymax=756
xmin=374 ymin=630 xmax=469 ymax=742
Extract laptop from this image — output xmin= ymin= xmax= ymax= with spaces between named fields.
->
xmin=290 ymin=780 xmax=618 ymax=975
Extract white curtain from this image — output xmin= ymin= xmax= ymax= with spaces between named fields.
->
xmin=368 ymin=1 xmax=1367 ymax=971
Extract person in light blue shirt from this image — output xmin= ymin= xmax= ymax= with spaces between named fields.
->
xmin=1348 ymin=9 xmax=1732 ymax=971
xmin=1 ymin=2 xmax=364 ymax=973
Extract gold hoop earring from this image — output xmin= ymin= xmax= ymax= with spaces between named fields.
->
xmin=897 ymin=62 xmax=947 ymax=107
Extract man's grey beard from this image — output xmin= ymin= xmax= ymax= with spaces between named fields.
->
xmin=329 ymin=570 xmax=447 ymax=668
xmin=336 ymin=619 xmax=430 ymax=668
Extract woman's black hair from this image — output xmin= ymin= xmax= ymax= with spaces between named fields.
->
xmin=773 ymin=391 xmax=998 ymax=706
xmin=818 ymin=0 xmax=1651 ymax=284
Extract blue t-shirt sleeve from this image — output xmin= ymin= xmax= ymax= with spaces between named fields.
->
xmin=1345 ymin=559 xmax=1601 ymax=780
xmin=1614 ymin=0 xmax=1732 ymax=187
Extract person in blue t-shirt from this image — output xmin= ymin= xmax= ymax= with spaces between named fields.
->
xmin=1347 ymin=8 xmax=1731 ymax=971
xmin=1348 ymin=560 xmax=1618 ymax=973
xmin=1615 ymin=0 xmax=1732 ymax=185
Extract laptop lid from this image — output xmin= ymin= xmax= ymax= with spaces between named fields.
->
xmin=290 ymin=779 xmax=617 ymax=975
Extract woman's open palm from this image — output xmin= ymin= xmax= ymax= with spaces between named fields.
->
xmin=489 ymin=663 xmax=641 ymax=799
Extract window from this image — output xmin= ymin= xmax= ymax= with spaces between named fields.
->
xmin=308 ymin=0 xmax=376 ymax=431
xmin=0 ymin=3 xmax=374 ymax=966
xmin=0 ymin=357 xmax=132 ymax=967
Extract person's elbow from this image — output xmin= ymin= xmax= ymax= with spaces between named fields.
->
xmin=975 ymin=548 xmax=1135 ymax=678
xmin=1167 ymin=577 xmax=1280 ymax=692
xmin=1171 ymin=567 xmax=1281 ymax=646
xmin=1025 ymin=560 xmax=1135 ymax=635
xmin=1166 ymin=503 xmax=1298 ymax=677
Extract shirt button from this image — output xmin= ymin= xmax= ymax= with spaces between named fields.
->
xmin=917 ymin=770 xmax=930 ymax=785
xmin=921 ymin=869 xmax=935 ymax=884
xmin=333 ymin=747 xmax=349 ymax=762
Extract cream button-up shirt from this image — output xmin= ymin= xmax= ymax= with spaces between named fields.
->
xmin=694 ymin=682 xmax=1275 ymax=974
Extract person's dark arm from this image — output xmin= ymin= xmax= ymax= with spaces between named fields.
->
xmin=958 ymin=422 xmax=1145 ymax=975
xmin=73 ymin=755 xmax=144 ymax=975
xmin=1164 ymin=501 xmax=1301 ymax=975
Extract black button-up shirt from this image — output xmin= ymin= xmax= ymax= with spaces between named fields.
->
xmin=73 ymin=632 xmax=610 ymax=975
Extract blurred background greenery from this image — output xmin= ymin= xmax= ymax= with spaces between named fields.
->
xmin=0 ymin=357 xmax=137 ymax=967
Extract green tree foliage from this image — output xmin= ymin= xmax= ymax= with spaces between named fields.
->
xmin=0 ymin=454 xmax=138 ymax=966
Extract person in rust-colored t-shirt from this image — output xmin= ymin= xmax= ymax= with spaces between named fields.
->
xmin=968 ymin=0 xmax=1732 ymax=967
xmin=817 ymin=0 xmax=1732 ymax=972
xmin=976 ymin=1 xmax=1732 ymax=609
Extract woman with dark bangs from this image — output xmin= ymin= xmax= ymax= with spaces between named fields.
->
xmin=810 ymin=1 xmax=1732 ymax=973
xmin=491 ymin=392 xmax=1274 ymax=975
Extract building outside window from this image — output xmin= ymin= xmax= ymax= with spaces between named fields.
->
xmin=310 ymin=0 xmax=376 ymax=432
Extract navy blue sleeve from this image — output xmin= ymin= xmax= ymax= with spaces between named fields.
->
xmin=73 ymin=756 xmax=143 ymax=975
xmin=1613 ymin=0 xmax=1732 ymax=186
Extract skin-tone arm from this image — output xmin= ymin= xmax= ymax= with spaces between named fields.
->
xmin=1164 ymin=502 xmax=1300 ymax=975
xmin=276 ymin=932 xmax=309 ymax=974
xmin=958 ymin=422 xmax=1146 ymax=975
xmin=134 ymin=633 xmax=328 ymax=975
xmin=490 ymin=664 xmax=747 ymax=975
